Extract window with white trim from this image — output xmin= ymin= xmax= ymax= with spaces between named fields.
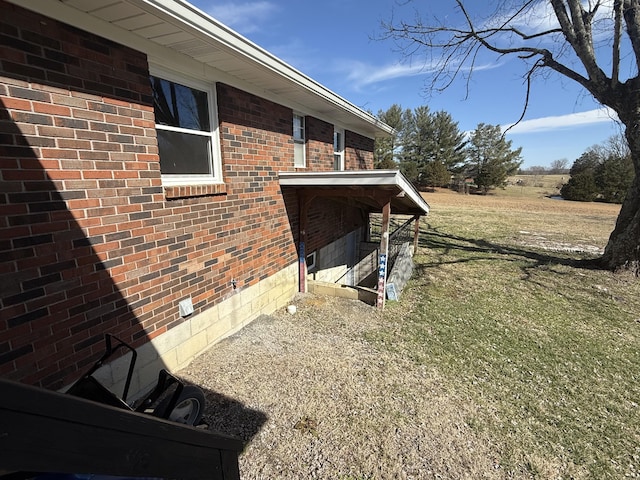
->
xmin=306 ymin=251 xmax=317 ymax=272
xmin=150 ymin=71 xmax=222 ymax=185
xmin=293 ymin=113 xmax=306 ymax=168
xmin=334 ymin=128 xmax=344 ymax=170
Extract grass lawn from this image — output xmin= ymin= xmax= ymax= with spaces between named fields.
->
xmin=375 ymin=185 xmax=640 ymax=478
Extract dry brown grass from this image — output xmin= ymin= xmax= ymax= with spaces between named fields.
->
xmin=422 ymin=188 xmax=620 ymax=255
xmin=423 ymin=186 xmax=620 ymax=215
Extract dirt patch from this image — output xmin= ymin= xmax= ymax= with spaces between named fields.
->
xmin=179 ymin=294 xmax=507 ymax=479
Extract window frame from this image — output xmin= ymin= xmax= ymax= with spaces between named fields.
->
xmin=150 ymin=66 xmax=223 ymax=186
xmin=306 ymin=251 xmax=317 ymax=272
xmin=293 ymin=113 xmax=306 ymax=168
xmin=333 ymin=128 xmax=345 ymax=171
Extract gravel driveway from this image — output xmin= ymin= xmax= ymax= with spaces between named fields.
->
xmin=178 ymin=293 xmax=504 ymax=479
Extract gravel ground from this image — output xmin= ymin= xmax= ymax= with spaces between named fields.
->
xmin=178 ymin=294 xmax=504 ymax=479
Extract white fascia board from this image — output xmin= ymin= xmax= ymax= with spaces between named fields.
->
xmin=279 ymin=170 xmax=398 ymax=187
xmin=395 ymin=172 xmax=431 ymax=215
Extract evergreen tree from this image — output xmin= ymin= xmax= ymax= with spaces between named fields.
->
xmin=374 ymin=104 xmax=404 ymax=169
xmin=397 ymin=108 xmax=419 ymax=181
xmin=401 ymin=106 xmax=431 ymax=171
xmin=466 ymin=123 xmax=522 ymax=193
xmin=596 ymin=155 xmax=634 ymax=204
xmin=399 ymin=158 xmax=419 ymax=182
xmin=561 ymin=149 xmax=600 ymax=201
xmin=422 ymin=160 xmax=450 ymax=190
xmin=399 ymin=107 xmax=466 ymax=187
xmin=569 ymin=148 xmax=601 ymax=176
xmin=430 ymin=111 xmax=467 ymax=172
xmin=562 ymin=139 xmax=634 ymax=204
xmin=561 ymin=170 xmax=599 ymax=201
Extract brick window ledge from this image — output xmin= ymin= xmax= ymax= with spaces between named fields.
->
xmin=164 ymin=183 xmax=227 ymax=199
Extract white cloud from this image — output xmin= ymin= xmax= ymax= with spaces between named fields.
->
xmin=502 ymin=107 xmax=619 ymax=134
xmin=485 ymin=1 xmax=558 ymax=34
xmin=338 ymin=59 xmax=502 ymax=91
xmin=201 ymin=1 xmax=278 ymax=34
xmin=345 ymin=61 xmax=428 ymax=86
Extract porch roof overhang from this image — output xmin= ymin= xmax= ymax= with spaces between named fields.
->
xmin=9 ymin=0 xmax=394 ymax=140
xmin=279 ymin=170 xmax=430 ymax=216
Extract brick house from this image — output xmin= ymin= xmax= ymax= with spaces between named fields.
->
xmin=0 ymin=0 xmax=429 ymax=395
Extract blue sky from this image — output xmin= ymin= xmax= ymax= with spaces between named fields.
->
xmin=190 ymin=0 xmax=624 ymax=169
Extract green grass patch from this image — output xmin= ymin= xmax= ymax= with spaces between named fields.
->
xmin=372 ymin=197 xmax=640 ymax=478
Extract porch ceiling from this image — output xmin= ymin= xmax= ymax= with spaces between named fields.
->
xmin=279 ymin=170 xmax=430 ymax=216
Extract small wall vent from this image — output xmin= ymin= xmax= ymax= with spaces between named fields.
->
xmin=179 ymin=297 xmax=194 ymax=317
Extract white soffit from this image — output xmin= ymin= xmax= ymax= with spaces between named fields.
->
xmin=8 ymin=0 xmax=394 ymax=139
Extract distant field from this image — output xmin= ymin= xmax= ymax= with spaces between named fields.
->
xmin=421 ymin=186 xmax=620 ymax=255
xmin=506 ymin=174 xmax=567 ymax=198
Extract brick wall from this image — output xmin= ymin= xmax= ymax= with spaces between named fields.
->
xmin=304 ymin=201 xmax=366 ymax=254
xmin=0 ymin=3 xmax=294 ymax=389
xmin=0 ymin=2 xmax=160 ymax=389
xmin=0 ymin=1 xmax=375 ymax=390
xmin=214 ymin=82 xmax=298 ymax=287
xmin=345 ymin=131 xmax=374 ymax=170
xmin=306 ymin=116 xmax=334 ymax=171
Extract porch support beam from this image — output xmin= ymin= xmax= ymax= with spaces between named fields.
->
xmin=376 ymin=200 xmax=391 ymax=309
xmin=413 ymin=214 xmax=421 ymax=253
xmin=298 ymin=190 xmax=314 ymax=293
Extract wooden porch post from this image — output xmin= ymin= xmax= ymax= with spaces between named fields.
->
xmin=298 ymin=191 xmax=311 ymax=293
xmin=376 ymin=200 xmax=391 ymax=308
xmin=413 ymin=214 xmax=421 ymax=253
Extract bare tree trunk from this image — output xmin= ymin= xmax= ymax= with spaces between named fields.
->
xmin=601 ymin=121 xmax=640 ymax=275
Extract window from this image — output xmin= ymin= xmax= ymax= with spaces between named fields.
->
xmin=293 ymin=113 xmax=306 ymax=167
xmin=306 ymin=251 xmax=317 ymax=272
xmin=333 ymin=128 xmax=344 ymax=170
xmin=150 ymin=72 xmax=222 ymax=185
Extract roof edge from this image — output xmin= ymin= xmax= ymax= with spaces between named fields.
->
xmin=137 ymin=0 xmax=395 ymax=137
xmin=7 ymin=0 xmax=394 ymax=138
xmin=279 ymin=170 xmax=430 ymax=215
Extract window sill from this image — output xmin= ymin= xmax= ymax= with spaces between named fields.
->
xmin=164 ymin=183 xmax=227 ymax=199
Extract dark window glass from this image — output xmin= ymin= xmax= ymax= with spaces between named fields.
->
xmin=157 ymin=130 xmax=211 ymax=174
xmin=151 ymin=76 xmax=210 ymax=131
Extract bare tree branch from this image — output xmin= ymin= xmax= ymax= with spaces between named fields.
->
xmin=613 ymin=0 xmax=623 ymax=87
xmin=551 ymin=0 xmax=608 ymax=85
xmin=622 ymin=0 xmax=640 ymax=73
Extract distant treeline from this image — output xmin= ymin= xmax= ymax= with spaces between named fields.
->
xmin=518 ymin=160 xmax=570 ymax=176
xmin=521 ymin=135 xmax=634 ymax=204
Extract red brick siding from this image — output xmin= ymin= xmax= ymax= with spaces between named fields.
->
xmin=345 ymin=131 xmax=374 ymax=170
xmin=304 ymin=123 xmax=373 ymax=247
xmin=305 ymin=201 xmax=366 ymax=253
xmin=215 ymin=84 xmax=368 ymax=259
xmin=0 ymin=2 xmax=163 ymax=388
xmin=305 ymin=116 xmax=334 ymax=171
xmin=210 ymin=83 xmax=297 ymax=285
xmin=0 ymin=2 xmax=375 ymax=390
xmin=282 ymin=190 xmax=367 ymax=255
xmin=0 ymin=4 xmax=297 ymax=389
